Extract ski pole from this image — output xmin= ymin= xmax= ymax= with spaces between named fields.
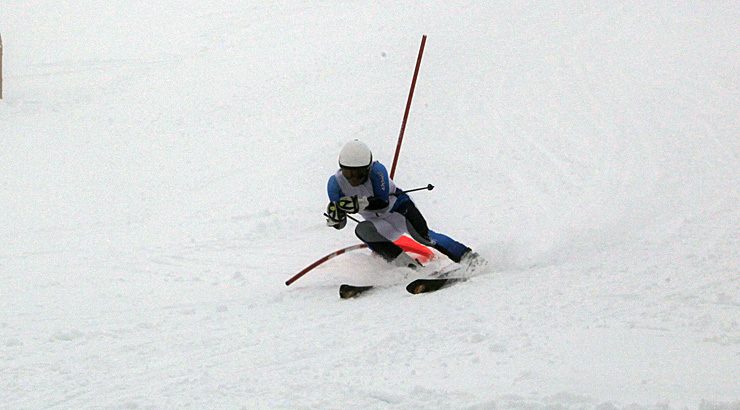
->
xmin=392 ymin=184 xmax=434 ymax=196
xmin=324 ymin=184 xmax=433 ymax=223
xmin=324 ymin=213 xmax=361 ymax=224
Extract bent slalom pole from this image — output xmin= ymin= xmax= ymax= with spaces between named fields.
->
xmin=286 ymin=35 xmax=428 ymax=287
xmin=285 ymin=244 xmax=368 ymax=286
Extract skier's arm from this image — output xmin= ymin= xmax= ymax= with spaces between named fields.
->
xmin=327 ymin=175 xmax=343 ymax=203
xmin=365 ymin=163 xmax=390 ymax=210
xmin=326 ymin=176 xmax=347 ymax=229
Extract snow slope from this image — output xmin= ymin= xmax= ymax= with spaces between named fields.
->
xmin=1 ymin=2 xmax=738 ymax=408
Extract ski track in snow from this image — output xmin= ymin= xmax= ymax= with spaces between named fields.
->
xmin=1 ymin=1 xmax=739 ymax=409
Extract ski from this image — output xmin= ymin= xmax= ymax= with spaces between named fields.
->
xmin=405 ymin=277 xmax=464 ymax=294
xmin=339 ymin=264 xmax=466 ymax=298
xmin=339 ymin=284 xmax=374 ymax=299
xmin=338 ymin=254 xmax=488 ymax=298
xmin=406 ymin=253 xmax=487 ymax=295
xmin=405 ymin=266 xmax=465 ymax=294
xmin=339 ymin=276 xmax=464 ymax=297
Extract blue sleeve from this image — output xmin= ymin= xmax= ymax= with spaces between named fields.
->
xmin=369 ymin=162 xmax=390 ymax=202
xmin=327 ymin=175 xmax=343 ymax=202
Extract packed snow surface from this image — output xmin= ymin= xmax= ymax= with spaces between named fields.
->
xmin=1 ymin=2 xmax=738 ymax=409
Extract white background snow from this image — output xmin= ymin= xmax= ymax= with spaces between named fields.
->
xmin=1 ymin=2 xmax=738 ymax=409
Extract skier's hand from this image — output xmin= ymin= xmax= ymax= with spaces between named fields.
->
xmin=326 ymin=202 xmax=347 ymax=230
xmin=337 ymin=195 xmax=369 ymax=214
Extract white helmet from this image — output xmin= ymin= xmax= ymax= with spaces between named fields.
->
xmin=338 ymin=140 xmax=373 ymax=168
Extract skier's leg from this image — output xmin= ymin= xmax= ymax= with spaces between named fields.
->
xmin=392 ymin=195 xmax=431 ymax=243
xmin=395 ymin=198 xmax=471 ymax=263
xmin=355 ymin=221 xmax=402 ymax=261
xmin=355 ymin=220 xmax=420 ymax=268
xmin=427 ymin=230 xmax=471 ymax=263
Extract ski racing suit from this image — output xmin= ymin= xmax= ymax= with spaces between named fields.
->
xmin=327 ymin=161 xmax=470 ymax=263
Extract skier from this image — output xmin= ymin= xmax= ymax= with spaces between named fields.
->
xmin=325 ymin=139 xmax=483 ymax=270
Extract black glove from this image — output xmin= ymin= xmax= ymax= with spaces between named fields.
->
xmin=337 ymin=195 xmax=369 ymax=214
xmin=326 ymin=202 xmax=347 ymax=230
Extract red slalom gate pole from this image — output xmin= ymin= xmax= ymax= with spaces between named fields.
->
xmin=285 ymin=244 xmax=367 ymax=286
xmin=390 ymin=34 xmax=427 ymax=179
